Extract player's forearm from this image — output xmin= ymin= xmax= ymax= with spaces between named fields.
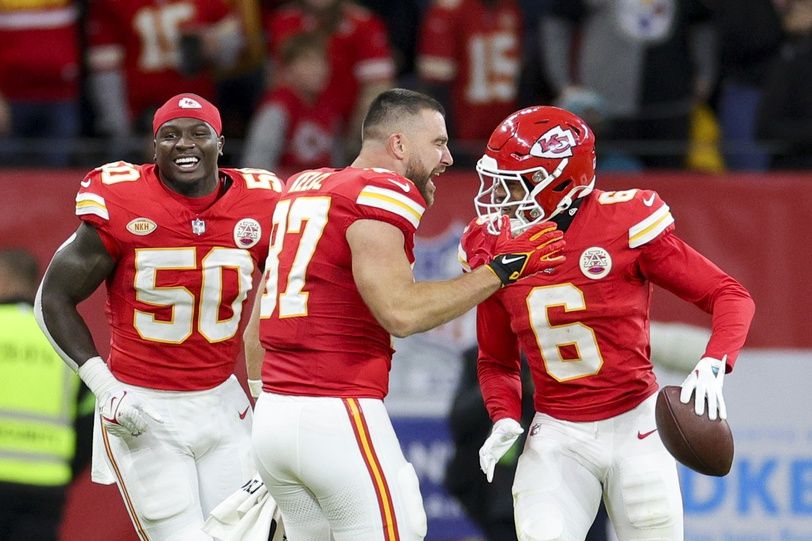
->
xmin=703 ymin=283 xmax=755 ymax=370
xmin=378 ymin=266 xmax=501 ymax=338
xmin=478 ymin=359 xmax=524 ymax=423
xmin=35 ymin=284 xmax=101 ymax=372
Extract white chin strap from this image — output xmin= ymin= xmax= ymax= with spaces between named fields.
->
xmin=525 ymin=173 xmax=596 ymax=225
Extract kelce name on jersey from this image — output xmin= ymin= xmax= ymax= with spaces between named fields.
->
xmin=289 ymin=171 xmax=331 ymax=192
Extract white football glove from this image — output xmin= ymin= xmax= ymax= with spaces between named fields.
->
xmin=99 ymin=388 xmax=164 ymax=437
xmin=680 ymin=356 xmax=727 ymax=420
xmin=479 ymin=418 xmax=524 ymax=483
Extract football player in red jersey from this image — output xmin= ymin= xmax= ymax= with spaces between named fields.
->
xmin=34 ymin=94 xmax=281 ymax=540
xmin=244 ymin=89 xmax=566 ymax=540
xmin=460 ymin=106 xmax=755 ymax=540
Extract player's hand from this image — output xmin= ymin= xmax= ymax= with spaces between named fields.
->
xmin=680 ymin=356 xmax=727 ymax=420
xmin=99 ymin=388 xmax=164 ymax=437
xmin=487 ymin=217 xmax=565 ymax=286
xmin=479 ymin=418 xmax=524 ymax=483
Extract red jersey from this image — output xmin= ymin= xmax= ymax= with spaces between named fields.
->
xmin=460 ymin=189 xmax=754 ymax=422
xmin=87 ymin=0 xmax=231 ymax=119
xmin=259 ymin=167 xmax=427 ymax=398
xmin=418 ymin=0 xmax=522 ymax=140
xmin=75 ymin=162 xmax=281 ymax=391
xmin=265 ymin=4 xmax=394 ymax=120
xmin=0 ymin=1 xmax=79 ymax=100
xmin=263 ymin=86 xmax=340 ymax=168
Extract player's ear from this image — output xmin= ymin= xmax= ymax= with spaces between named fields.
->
xmin=388 ymin=133 xmax=406 ymax=160
xmin=217 ymin=136 xmax=224 ymax=156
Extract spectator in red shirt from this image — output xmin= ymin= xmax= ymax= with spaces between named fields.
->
xmin=242 ymin=32 xmax=341 ymax=170
xmin=264 ymin=0 xmax=395 ymax=159
xmin=0 ymin=0 xmax=80 ymax=166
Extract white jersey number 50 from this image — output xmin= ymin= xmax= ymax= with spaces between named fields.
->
xmin=134 ymin=247 xmax=254 ymax=343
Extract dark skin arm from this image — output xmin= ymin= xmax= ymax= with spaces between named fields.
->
xmin=39 ymin=222 xmax=115 ymax=368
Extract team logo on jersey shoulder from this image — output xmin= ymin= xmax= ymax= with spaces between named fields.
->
xmin=126 ymin=217 xmax=157 ymax=236
xmin=579 ymin=246 xmax=612 ymax=280
xmin=234 ymin=218 xmax=261 ymax=248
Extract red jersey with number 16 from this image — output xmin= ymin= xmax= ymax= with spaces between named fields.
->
xmin=259 ymin=167 xmax=427 ymax=399
xmin=461 ymin=188 xmax=754 ymax=423
xmin=75 ymin=162 xmax=281 ymax=391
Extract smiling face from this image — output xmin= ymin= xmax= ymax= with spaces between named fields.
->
xmin=154 ymin=118 xmax=223 ymax=196
xmin=402 ymin=109 xmax=453 ymax=207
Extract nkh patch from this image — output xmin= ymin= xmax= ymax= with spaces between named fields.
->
xmin=126 ymin=217 xmax=157 ymax=236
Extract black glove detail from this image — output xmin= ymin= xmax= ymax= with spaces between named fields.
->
xmin=487 ymin=253 xmax=529 ymax=286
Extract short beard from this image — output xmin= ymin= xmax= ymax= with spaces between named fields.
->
xmin=404 ymin=158 xmax=431 ymax=201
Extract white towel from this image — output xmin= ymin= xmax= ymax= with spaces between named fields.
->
xmin=203 ymin=474 xmax=285 ymax=541
xmin=90 ymin=410 xmax=116 ymax=485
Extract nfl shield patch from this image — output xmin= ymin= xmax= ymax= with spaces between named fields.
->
xmin=191 ymin=218 xmax=206 ymax=235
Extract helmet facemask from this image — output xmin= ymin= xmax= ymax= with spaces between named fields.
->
xmin=475 ymin=155 xmax=593 ymax=235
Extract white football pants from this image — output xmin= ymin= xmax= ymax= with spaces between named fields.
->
xmin=513 ymin=392 xmax=683 ymax=541
xmin=98 ymin=376 xmax=256 ymax=540
xmin=252 ymin=393 xmax=428 ymax=541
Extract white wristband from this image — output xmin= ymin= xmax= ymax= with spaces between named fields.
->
xmin=78 ymin=356 xmax=119 ymax=398
xmin=248 ymin=379 xmax=263 ymax=399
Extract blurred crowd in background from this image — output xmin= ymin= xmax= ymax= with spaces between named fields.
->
xmin=0 ymin=0 xmax=810 ymax=171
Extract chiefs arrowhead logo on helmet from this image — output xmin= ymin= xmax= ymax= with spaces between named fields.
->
xmin=530 ymin=126 xmax=576 ymax=159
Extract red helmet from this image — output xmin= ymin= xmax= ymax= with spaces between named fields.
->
xmin=474 ymin=106 xmax=596 ymax=232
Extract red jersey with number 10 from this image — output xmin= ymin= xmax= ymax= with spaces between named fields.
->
xmin=75 ymin=162 xmax=281 ymax=390
xmin=259 ymin=167 xmax=427 ymax=399
xmin=461 ymin=188 xmax=754 ymax=422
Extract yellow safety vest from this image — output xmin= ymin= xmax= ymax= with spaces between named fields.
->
xmin=0 ymin=303 xmax=80 ymax=486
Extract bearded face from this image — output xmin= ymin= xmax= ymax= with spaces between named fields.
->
xmin=404 ymin=156 xmax=441 ymax=206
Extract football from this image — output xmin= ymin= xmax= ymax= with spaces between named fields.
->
xmin=654 ymin=385 xmax=734 ymax=476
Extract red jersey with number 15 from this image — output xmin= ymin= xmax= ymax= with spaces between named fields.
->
xmin=260 ymin=167 xmax=427 ymax=399
xmin=418 ymin=0 xmax=522 ymax=140
xmin=75 ymin=162 xmax=281 ymax=391
xmin=461 ymin=188 xmax=754 ymax=422
xmin=87 ymin=0 xmax=232 ymax=119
